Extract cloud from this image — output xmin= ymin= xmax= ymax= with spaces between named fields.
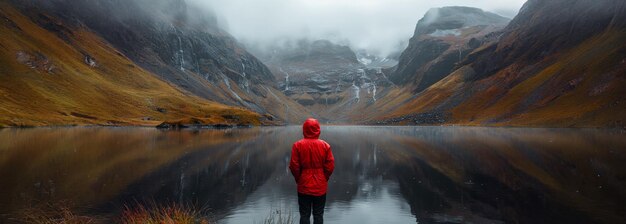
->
xmin=188 ymin=0 xmax=527 ymax=56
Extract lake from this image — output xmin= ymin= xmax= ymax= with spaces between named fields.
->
xmin=0 ymin=126 xmax=625 ymax=223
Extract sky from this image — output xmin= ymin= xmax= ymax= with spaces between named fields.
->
xmin=188 ymin=0 xmax=527 ymax=57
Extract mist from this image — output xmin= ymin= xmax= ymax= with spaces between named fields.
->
xmin=188 ymin=0 xmax=526 ymax=57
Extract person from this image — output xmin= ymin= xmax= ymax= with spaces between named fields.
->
xmin=289 ymin=118 xmax=335 ymax=224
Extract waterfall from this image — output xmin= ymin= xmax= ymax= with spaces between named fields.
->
xmin=240 ymin=62 xmax=249 ymax=93
xmin=241 ymin=62 xmax=246 ymax=78
xmin=357 ymin=69 xmax=366 ymax=78
xmin=221 ymin=74 xmax=244 ymax=103
xmin=280 ymin=67 xmax=289 ymax=91
xmin=372 ymin=83 xmax=377 ymax=102
xmin=195 ymin=54 xmax=202 ymax=78
xmin=177 ymin=35 xmax=184 ymax=71
xmin=222 ymin=74 xmax=231 ymax=89
xmin=362 ymin=69 xmax=377 ymax=102
xmin=171 ymin=25 xmax=185 ymax=72
xmin=335 ymin=80 xmax=341 ymax=94
xmin=352 ymin=82 xmax=361 ymax=103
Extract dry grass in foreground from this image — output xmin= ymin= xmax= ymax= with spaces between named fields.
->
xmin=11 ymin=200 xmax=299 ymax=224
xmin=120 ymin=203 xmax=211 ymax=224
xmin=11 ymin=201 xmax=213 ymax=224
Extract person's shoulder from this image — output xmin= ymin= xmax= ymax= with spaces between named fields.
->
xmin=293 ymin=139 xmax=307 ymax=146
xmin=317 ymin=139 xmax=331 ymax=148
xmin=317 ymin=139 xmax=329 ymax=144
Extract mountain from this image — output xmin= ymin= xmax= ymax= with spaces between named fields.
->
xmin=0 ymin=0 xmax=312 ymax=126
xmin=371 ymin=0 xmax=626 ymax=127
xmin=355 ymin=49 xmax=399 ymax=69
xmin=390 ymin=6 xmax=510 ymax=93
xmin=0 ymin=1 xmax=264 ymax=127
xmin=249 ymin=39 xmax=395 ymax=122
xmin=2 ymin=0 xmax=624 ymax=128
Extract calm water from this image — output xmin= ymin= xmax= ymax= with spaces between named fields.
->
xmin=0 ymin=126 xmax=625 ymax=223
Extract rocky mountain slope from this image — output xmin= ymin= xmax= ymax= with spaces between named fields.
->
xmin=0 ymin=2 xmax=266 ymax=127
xmin=370 ymin=0 xmax=626 ymax=127
xmin=391 ymin=7 xmax=510 ymax=93
xmin=2 ymin=0 xmax=624 ymax=128
xmin=250 ymin=39 xmax=396 ymax=122
xmin=1 ymin=0 xmax=312 ymax=126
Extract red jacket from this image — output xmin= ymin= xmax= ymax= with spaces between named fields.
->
xmin=289 ymin=118 xmax=335 ymax=196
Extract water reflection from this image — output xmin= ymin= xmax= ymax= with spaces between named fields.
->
xmin=0 ymin=127 xmax=624 ymax=223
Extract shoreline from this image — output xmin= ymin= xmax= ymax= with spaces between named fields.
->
xmin=0 ymin=123 xmax=624 ymax=131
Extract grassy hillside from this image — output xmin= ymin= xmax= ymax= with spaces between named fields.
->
xmin=371 ymin=30 xmax=625 ymax=127
xmin=453 ymin=30 xmax=626 ymax=127
xmin=0 ymin=4 xmax=262 ymax=127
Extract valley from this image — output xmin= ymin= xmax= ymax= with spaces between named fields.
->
xmin=1 ymin=1 xmax=626 ymax=223
xmin=0 ymin=0 xmax=624 ymax=128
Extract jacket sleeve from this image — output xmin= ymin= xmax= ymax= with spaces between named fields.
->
xmin=323 ymin=143 xmax=335 ymax=180
xmin=288 ymin=143 xmax=301 ymax=182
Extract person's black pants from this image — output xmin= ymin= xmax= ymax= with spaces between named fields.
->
xmin=297 ymin=193 xmax=326 ymax=224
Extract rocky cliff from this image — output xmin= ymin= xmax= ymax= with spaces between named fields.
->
xmin=250 ymin=39 xmax=395 ymax=122
xmin=2 ymin=0 xmax=624 ymax=127
xmin=2 ymin=0 xmax=313 ymax=125
xmin=390 ymin=6 xmax=509 ymax=93
xmin=372 ymin=0 xmax=626 ymax=128
xmin=0 ymin=1 xmax=264 ymax=127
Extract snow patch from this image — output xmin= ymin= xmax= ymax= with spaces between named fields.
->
xmin=429 ymin=29 xmax=461 ymax=37
xmin=358 ymin=57 xmax=372 ymax=65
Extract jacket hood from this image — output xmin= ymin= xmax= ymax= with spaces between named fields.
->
xmin=302 ymin=118 xmax=321 ymax=139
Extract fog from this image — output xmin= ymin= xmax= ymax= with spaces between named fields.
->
xmin=188 ymin=0 xmax=526 ymax=57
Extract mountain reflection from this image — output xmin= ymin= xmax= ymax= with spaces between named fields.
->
xmin=0 ymin=127 xmax=624 ymax=223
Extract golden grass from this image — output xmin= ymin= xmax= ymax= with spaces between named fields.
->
xmin=0 ymin=4 xmax=261 ymax=127
xmin=500 ymin=30 xmax=626 ymax=127
xmin=260 ymin=86 xmax=313 ymax=124
xmin=370 ymin=29 xmax=626 ymax=127
xmin=370 ymin=66 xmax=468 ymax=122
xmin=120 ymin=203 xmax=211 ymax=224
xmin=12 ymin=202 xmax=298 ymax=224
xmin=10 ymin=201 xmax=212 ymax=224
